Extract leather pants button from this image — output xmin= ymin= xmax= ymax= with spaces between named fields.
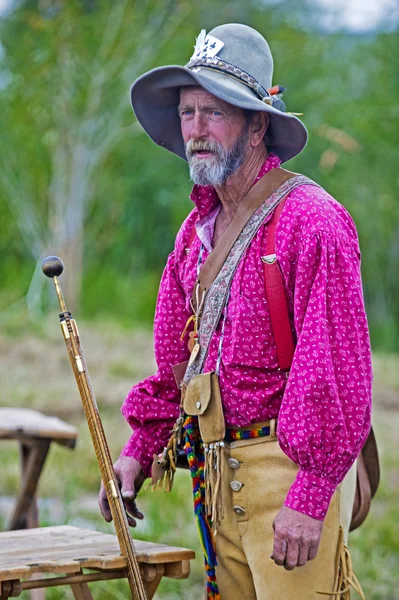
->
xmin=232 ymin=505 xmax=246 ymax=516
xmin=227 ymin=457 xmax=240 ymax=469
xmin=230 ymin=480 xmax=243 ymax=492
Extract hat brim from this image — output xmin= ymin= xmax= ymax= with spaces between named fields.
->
xmin=130 ymin=65 xmax=308 ymax=164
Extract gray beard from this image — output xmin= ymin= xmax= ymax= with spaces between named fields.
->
xmin=186 ymin=129 xmax=249 ymax=187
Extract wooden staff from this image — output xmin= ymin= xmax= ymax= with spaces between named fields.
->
xmin=42 ymin=256 xmax=147 ymax=600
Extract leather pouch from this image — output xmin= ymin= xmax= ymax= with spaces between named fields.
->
xmin=183 ymin=371 xmax=226 ymax=443
xmin=172 ymin=360 xmax=189 ymax=389
xmin=350 ymin=427 xmax=380 ymax=531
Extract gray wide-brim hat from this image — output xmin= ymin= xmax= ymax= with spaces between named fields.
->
xmin=131 ymin=23 xmax=308 ymax=164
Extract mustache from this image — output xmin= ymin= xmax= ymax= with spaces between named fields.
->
xmin=185 ymin=139 xmax=223 ymax=159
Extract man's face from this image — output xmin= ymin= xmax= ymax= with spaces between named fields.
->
xmin=178 ymin=87 xmax=250 ymax=186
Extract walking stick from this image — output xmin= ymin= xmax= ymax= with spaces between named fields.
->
xmin=42 ymin=256 xmax=148 ymax=600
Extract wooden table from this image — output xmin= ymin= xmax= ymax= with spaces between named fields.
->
xmin=0 ymin=525 xmax=195 ymax=599
xmin=0 ymin=408 xmax=78 ymax=531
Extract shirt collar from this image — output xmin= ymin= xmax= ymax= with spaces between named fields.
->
xmin=189 ymin=153 xmax=282 ymax=219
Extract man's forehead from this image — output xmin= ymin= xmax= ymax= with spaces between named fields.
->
xmin=179 ymin=86 xmax=231 ymax=108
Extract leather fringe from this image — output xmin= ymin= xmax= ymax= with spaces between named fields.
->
xmin=150 ymin=433 xmax=177 ymax=492
xmin=316 ymin=526 xmax=365 ymax=599
xmin=204 ymin=441 xmax=225 ymax=534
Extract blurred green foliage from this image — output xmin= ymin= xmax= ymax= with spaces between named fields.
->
xmin=0 ymin=0 xmax=398 ymax=349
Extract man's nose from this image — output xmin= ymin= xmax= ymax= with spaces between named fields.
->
xmin=190 ymin=112 xmax=208 ymax=140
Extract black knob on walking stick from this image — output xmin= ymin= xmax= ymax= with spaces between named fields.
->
xmin=42 ymin=256 xmax=67 ymax=312
xmin=42 ymin=256 xmax=64 ymax=279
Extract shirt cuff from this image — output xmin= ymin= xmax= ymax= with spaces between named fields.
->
xmin=284 ymin=469 xmax=338 ymax=521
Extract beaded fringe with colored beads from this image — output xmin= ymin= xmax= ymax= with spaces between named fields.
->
xmin=225 ymin=424 xmax=271 ymax=443
xmin=183 ymin=416 xmax=221 ymax=600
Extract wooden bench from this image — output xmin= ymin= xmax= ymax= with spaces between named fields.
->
xmin=0 ymin=408 xmax=78 ymax=531
xmin=0 ymin=525 xmax=195 ymax=599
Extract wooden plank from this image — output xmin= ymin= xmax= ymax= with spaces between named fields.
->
xmin=0 ymin=526 xmax=195 ymax=582
xmin=164 ymin=559 xmax=191 ymax=579
xmin=0 ymin=409 xmax=77 ymax=446
xmin=0 ymin=526 xmax=195 ymax=562
xmin=21 ymin=571 xmax=126 ymax=590
xmin=22 ymin=565 xmax=163 ymax=600
xmin=133 ymin=541 xmax=196 ymax=564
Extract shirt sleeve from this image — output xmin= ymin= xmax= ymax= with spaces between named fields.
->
xmin=120 ymin=248 xmax=192 ymax=478
xmin=277 ymin=229 xmax=372 ymax=521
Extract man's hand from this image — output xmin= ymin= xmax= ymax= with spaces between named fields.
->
xmin=98 ymin=456 xmax=146 ymax=527
xmin=271 ymin=505 xmax=323 ymax=570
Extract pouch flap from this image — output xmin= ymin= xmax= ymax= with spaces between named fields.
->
xmin=183 ymin=372 xmax=214 ymax=416
xmin=171 ymin=360 xmax=189 ymax=389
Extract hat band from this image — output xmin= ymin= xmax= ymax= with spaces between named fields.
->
xmin=187 ymin=57 xmax=273 ymax=105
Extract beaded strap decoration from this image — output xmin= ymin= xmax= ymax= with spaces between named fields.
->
xmin=188 ymin=57 xmax=273 ymax=103
xmin=183 ymin=415 xmax=220 ymax=600
xmin=187 ymin=56 xmax=287 ymax=108
xmin=225 ymin=424 xmax=271 ymax=443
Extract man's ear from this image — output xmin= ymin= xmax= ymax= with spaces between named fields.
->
xmin=250 ymin=112 xmax=269 ymax=147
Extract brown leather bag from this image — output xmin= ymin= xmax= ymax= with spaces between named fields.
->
xmin=350 ymin=427 xmax=380 ymax=530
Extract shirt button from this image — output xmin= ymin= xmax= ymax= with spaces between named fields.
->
xmin=227 ymin=458 xmax=240 ymax=469
xmin=233 ymin=505 xmax=245 ymax=516
xmin=230 ymin=480 xmax=243 ymax=492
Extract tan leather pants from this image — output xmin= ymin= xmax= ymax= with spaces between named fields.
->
xmin=214 ymin=425 xmax=357 ymax=600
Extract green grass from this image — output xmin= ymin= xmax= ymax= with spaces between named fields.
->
xmin=0 ymin=321 xmax=398 ymax=598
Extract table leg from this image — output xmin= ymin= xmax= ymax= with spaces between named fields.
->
xmin=8 ymin=440 xmax=51 ymax=600
xmin=143 ymin=573 xmax=163 ymax=600
xmin=141 ymin=564 xmax=164 ymax=600
xmin=0 ymin=580 xmax=22 ymax=599
xmin=8 ymin=439 xmax=51 ymax=531
xmin=22 ymin=442 xmax=39 ymax=531
xmin=70 ymin=583 xmax=94 ymax=600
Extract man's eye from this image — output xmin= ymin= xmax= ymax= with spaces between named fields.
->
xmin=212 ymin=110 xmax=222 ymax=116
xmin=180 ymin=110 xmax=193 ymax=117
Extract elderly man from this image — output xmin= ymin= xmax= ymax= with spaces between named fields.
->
xmin=99 ymin=24 xmax=371 ymax=599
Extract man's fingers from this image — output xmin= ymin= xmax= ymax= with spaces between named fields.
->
xmin=308 ymin=539 xmax=320 ymax=562
xmin=271 ymin=535 xmax=287 ymax=566
xmin=120 ymin=479 xmax=144 ymax=522
xmin=297 ymin=542 xmax=311 ymax=567
xmin=271 ymin=506 xmax=323 ymax=570
xmin=123 ymin=496 xmax=144 ymax=520
xmin=120 ymin=482 xmax=136 ymax=501
xmin=99 ymin=456 xmax=145 ymax=527
xmin=98 ymin=484 xmax=112 ymax=522
xmin=99 ymin=485 xmax=144 ymax=526
xmin=126 ymin=514 xmax=138 ymax=527
xmin=284 ymin=538 xmax=299 ymax=571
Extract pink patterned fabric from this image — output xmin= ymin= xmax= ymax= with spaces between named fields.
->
xmin=121 ymin=154 xmax=372 ymax=521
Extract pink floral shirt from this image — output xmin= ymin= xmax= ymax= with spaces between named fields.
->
xmin=121 ymin=154 xmax=372 ymax=521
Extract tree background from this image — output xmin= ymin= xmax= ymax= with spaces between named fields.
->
xmin=0 ymin=0 xmax=398 ymax=349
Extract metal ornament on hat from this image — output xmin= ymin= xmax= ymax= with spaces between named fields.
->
xmin=188 ymin=29 xmax=302 ymax=116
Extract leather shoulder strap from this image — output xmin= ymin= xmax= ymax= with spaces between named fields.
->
xmin=262 ymin=198 xmax=295 ymax=371
xmin=191 ymin=167 xmax=296 ymax=309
